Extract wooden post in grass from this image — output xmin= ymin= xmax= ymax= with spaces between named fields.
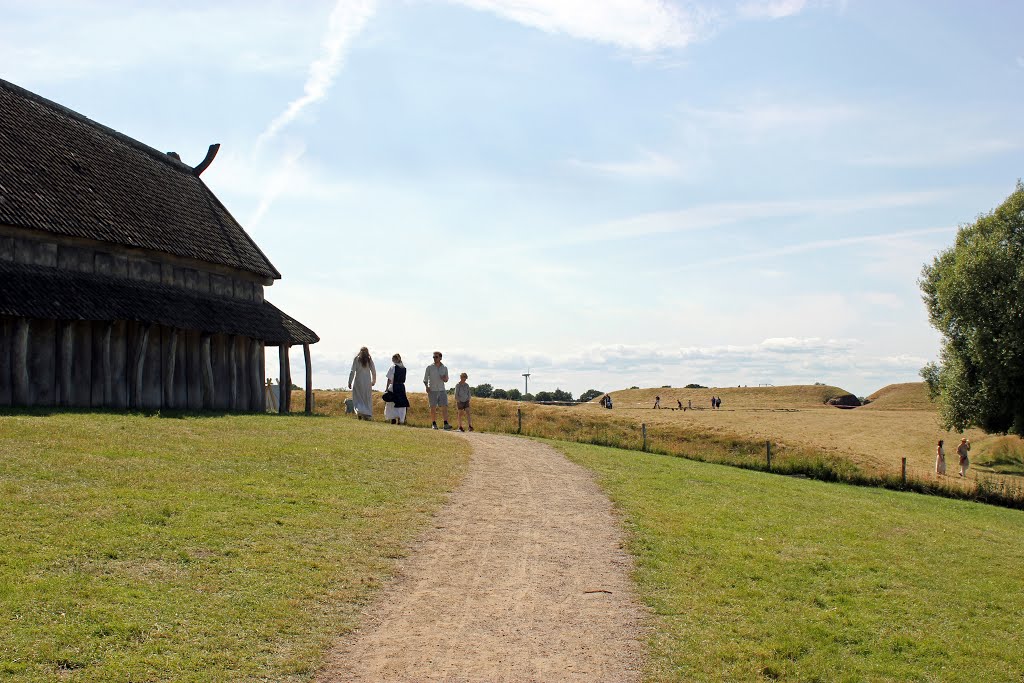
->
xmin=902 ymin=457 xmax=907 ymax=487
xmin=766 ymin=440 xmax=772 ymax=469
xmin=517 ymin=407 xmax=522 ymax=434
xmin=642 ymin=423 xmax=647 ymax=452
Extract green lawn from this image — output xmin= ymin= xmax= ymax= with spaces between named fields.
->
xmin=555 ymin=441 xmax=1024 ymax=683
xmin=0 ymin=412 xmax=469 ymax=682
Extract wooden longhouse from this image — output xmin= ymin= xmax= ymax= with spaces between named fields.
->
xmin=0 ymin=77 xmax=318 ymax=412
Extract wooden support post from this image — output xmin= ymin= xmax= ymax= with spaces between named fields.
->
xmin=165 ymin=327 xmax=178 ymax=409
xmin=278 ymin=344 xmax=288 ymax=414
xmin=303 ymin=343 xmax=312 ymax=414
xmin=101 ymin=322 xmax=113 ymax=406
xmin=200 ymin=334 xmax=214 ymax=409
xmin=642 ymin=423 xmax=647 ymax=452
xmin=249 ymin=339 xmax=262 ymax=411
xmin=228 ymin=335 xmax=238 ymax=411
xmin=766 ymin=440 xmax=772 ymax=469
xmin=13 ymin=318 xmax=30 ymax=405
xmin=517 ymin=407 xmax=522 ymax=434
xmin=133 ymin=323 xmax=151 ymax=409
xmin=59 ymin=321 xmax=73 ymax=407
xmin=901 ymin=457 xmax=907 ymax=487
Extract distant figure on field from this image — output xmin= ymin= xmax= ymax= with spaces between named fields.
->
xmin=715 ymin=396 xmax=722 ymax=410
xmin=454 ymin=372 xmax=474 ymax=432
xmin=602 ymin=394 xmax=613 ymax=409
xmin=424 ymin=351 xmax=452 ymax=430
xmin=384 ymin=353 xmax=410 ymax=425
xmin=348 ymin=346 xmax=376 ymax=420
xmin=688 ymin=399 xmax=691 ymax=410
xmin=935 ymin=439 xmax=946 ymax=475
xmin=711 ymin=396 xmax=716 ymax=410
xmin=653 ymin=396 xmax=661 ymax=409
xmin=677 ymin=399 xmax=683 ymax=410
xmin=957 ymin=437 xmax=971 ymax=477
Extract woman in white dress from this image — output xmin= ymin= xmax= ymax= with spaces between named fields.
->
xmin=348 ymin=347 xmax=376 ymax=420
xmin=384 ymin=353 xmax=410 ymax=424
xmin=935 ymin=439 xmax=946 ymax=475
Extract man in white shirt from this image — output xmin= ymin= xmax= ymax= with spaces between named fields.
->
xmin=424 ymin=351 xmax=452 ymax=430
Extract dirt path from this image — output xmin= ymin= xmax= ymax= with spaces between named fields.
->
xmin=317 ymin=432 xmax=646 ymax=682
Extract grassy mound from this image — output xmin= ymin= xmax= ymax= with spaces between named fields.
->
xmin=973 ymin=435 xmax=1024 ymax=475
xmin=0 ymin=411 xmax=469 ymax=682
xmin=862 ymin=382 xmax=936 ymax=411
xmin=557 ymin=440 xmax=1024 ymax=682
xmin=598 ymin=385 xmax=853 ymax=410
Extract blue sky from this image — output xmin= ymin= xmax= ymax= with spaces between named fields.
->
xmin=3 ymin=0 xmax=1022 ymax=397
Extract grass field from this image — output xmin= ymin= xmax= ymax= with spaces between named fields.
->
xmin=555 ymin=440 xmax=1024 ymax=682
xmin=0 ymin=411 xmax=469 ymax=682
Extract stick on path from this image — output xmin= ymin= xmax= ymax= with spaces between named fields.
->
xmin=318 ymin=432 xmax=646 ymax=682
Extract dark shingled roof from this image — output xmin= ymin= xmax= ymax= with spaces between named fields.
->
xmin=0 ymin=260 xmax=317 ymax=345
xmin=0 ymin=77 xmax=280 ymax=280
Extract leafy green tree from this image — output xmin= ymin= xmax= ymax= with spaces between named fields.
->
xmin=521 ymin=392 xmax=534 ymax=402
xmin=472 ymin=383 xmax=493 ymax=398
xmin=684 ymin=383 xmax=706 ymax=389
xmin=491 ymin=388 xmax=508 ymax=400
xmin=552 ymin=388 xmax=573 ymax=402
xmin=920 ymin=181 xmax=1024 ymax=434
xmin=507 ymin=388 xmax=522 ymax=401
xmin=534 ymin=391 xmax=554 ymax=402
xmin=579 ymin=389 xmax=603 ymax=402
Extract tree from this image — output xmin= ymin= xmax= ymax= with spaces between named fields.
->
xmin=579 ymin=389 xmax=603 ymax=402
xmin=552 ymin=388 xmax=573 ymax=402
xmin=473 ymin=383 xmax=493 ymax=398
xmin=491 ymin=388 xmax=508 ymax=400
xmin=684 ymin=383 xmax=706 ymax=389
xmin=534 ymin=391 xmax=554 ymax=402
xmin=521 ymin=392 xmax=534 ymax=402
xmin=920 ymin=181 xmax=1024 ymax=434
xmin=507 ymin=388 xmax=522 ymax=401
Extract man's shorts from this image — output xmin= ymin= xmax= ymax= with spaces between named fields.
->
xmin=457 ymin=400 xmax=470 ymax=410
xmin=428 ymin=391 xmax=448 ymax=408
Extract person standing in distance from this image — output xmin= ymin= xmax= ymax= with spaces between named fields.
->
xmin=424 ymin=351 xmax=452 ymax=430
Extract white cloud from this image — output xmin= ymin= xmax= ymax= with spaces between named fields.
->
xmin=246 ymin=143 xmax=309 ymax=228
xmin=679 ymin=101 xmax=860 ymax=134
xmin=257 ymin=0 xmax=377 ymax=146
xmin=852 ymin=138 xmax=1022 ymax=167
xmin=736 ymin=0 xmax=808 ymax=20
xmin=566 ymin=149 xmax=685 ymax=178
xmin=554 ymin=190 xmax=945 ymax=245
xmin=450 ymin=0 xmax=714 ymax=51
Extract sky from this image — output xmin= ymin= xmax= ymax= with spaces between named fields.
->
xmin=2 ymin=0 xmax=1022 ymax=398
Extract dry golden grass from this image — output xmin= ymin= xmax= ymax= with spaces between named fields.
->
xmin=862 ymin=382 xmax=937 ymax=410
xmin=297 ymin=381 xmax=1019 ymax=497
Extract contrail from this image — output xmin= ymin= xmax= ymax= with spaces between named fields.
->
xmin=257 ymin=0 xmax=377 ymax=148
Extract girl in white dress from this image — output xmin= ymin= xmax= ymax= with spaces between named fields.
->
xmin=348 ymin=347 xmax=376 ymax=420
xmin=935 ymin=440 xmax=946 ymax=475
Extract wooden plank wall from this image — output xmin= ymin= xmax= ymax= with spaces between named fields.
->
xmin=0 ymin=316 xmax=266 ymax=411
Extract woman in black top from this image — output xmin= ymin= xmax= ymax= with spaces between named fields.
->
xmin=384 ymin=353 xmax=411 ymax=424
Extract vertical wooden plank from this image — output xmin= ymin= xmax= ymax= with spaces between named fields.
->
xmin=211 ymin=334 xmax=230 ymax=411
xmin=12 ymin=318 xmax=30 ymax=406
xmin=234 ymin=335 xmax=250 ymax=411
xmin=164 ymin=328 xmax=178 ymax=409
xmin=110 ymin=320 xmax=129 ymax=409
xmin=133 ymin=323 xmax=151 ymax=410
xmin=30 ymin=319 xmax=57 ymax=406
xmin=143 ymin=324 xmax=162 ymax=410
xmin=58 ymin=321 xmax=73 ymax=406
xmin=0 ymin=317 xmax=12 ymax=406
xmin=200 ymin=334 xmax=214 ymax=410
xmin=256 ymin=340 xmax=266 ymax=411
xmin=278 ymin=344 xmax=288 ymax=414
xmin=228 ymin=335 xmax=238 ymax=411
xmin=185 ymin=329 xmax=202 ymax=411
xmin=304 ymin=343 xmax=312 ymax=414
xmin=70 ymin=321 xmax=91 ymax=407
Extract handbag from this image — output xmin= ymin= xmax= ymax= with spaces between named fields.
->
xmin=382 ymin=390 xmax=395 ymax=402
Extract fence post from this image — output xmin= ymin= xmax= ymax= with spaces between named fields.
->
xmin=766 ymin=440 xmax=771 ymax=470
xmin=517 ymin=408 xmax=522 ymax=434
xmin=642 ymin=423 xmax=647 ymax=452
xmin=901 ymin=457 xmax=907 ymax=487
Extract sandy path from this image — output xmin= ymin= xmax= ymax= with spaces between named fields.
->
xmin=317 ymin=432 xmax=646 ymax=682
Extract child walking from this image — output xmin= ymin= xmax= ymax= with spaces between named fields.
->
xmin=455 ymin=372 xmax=474 ymax=432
